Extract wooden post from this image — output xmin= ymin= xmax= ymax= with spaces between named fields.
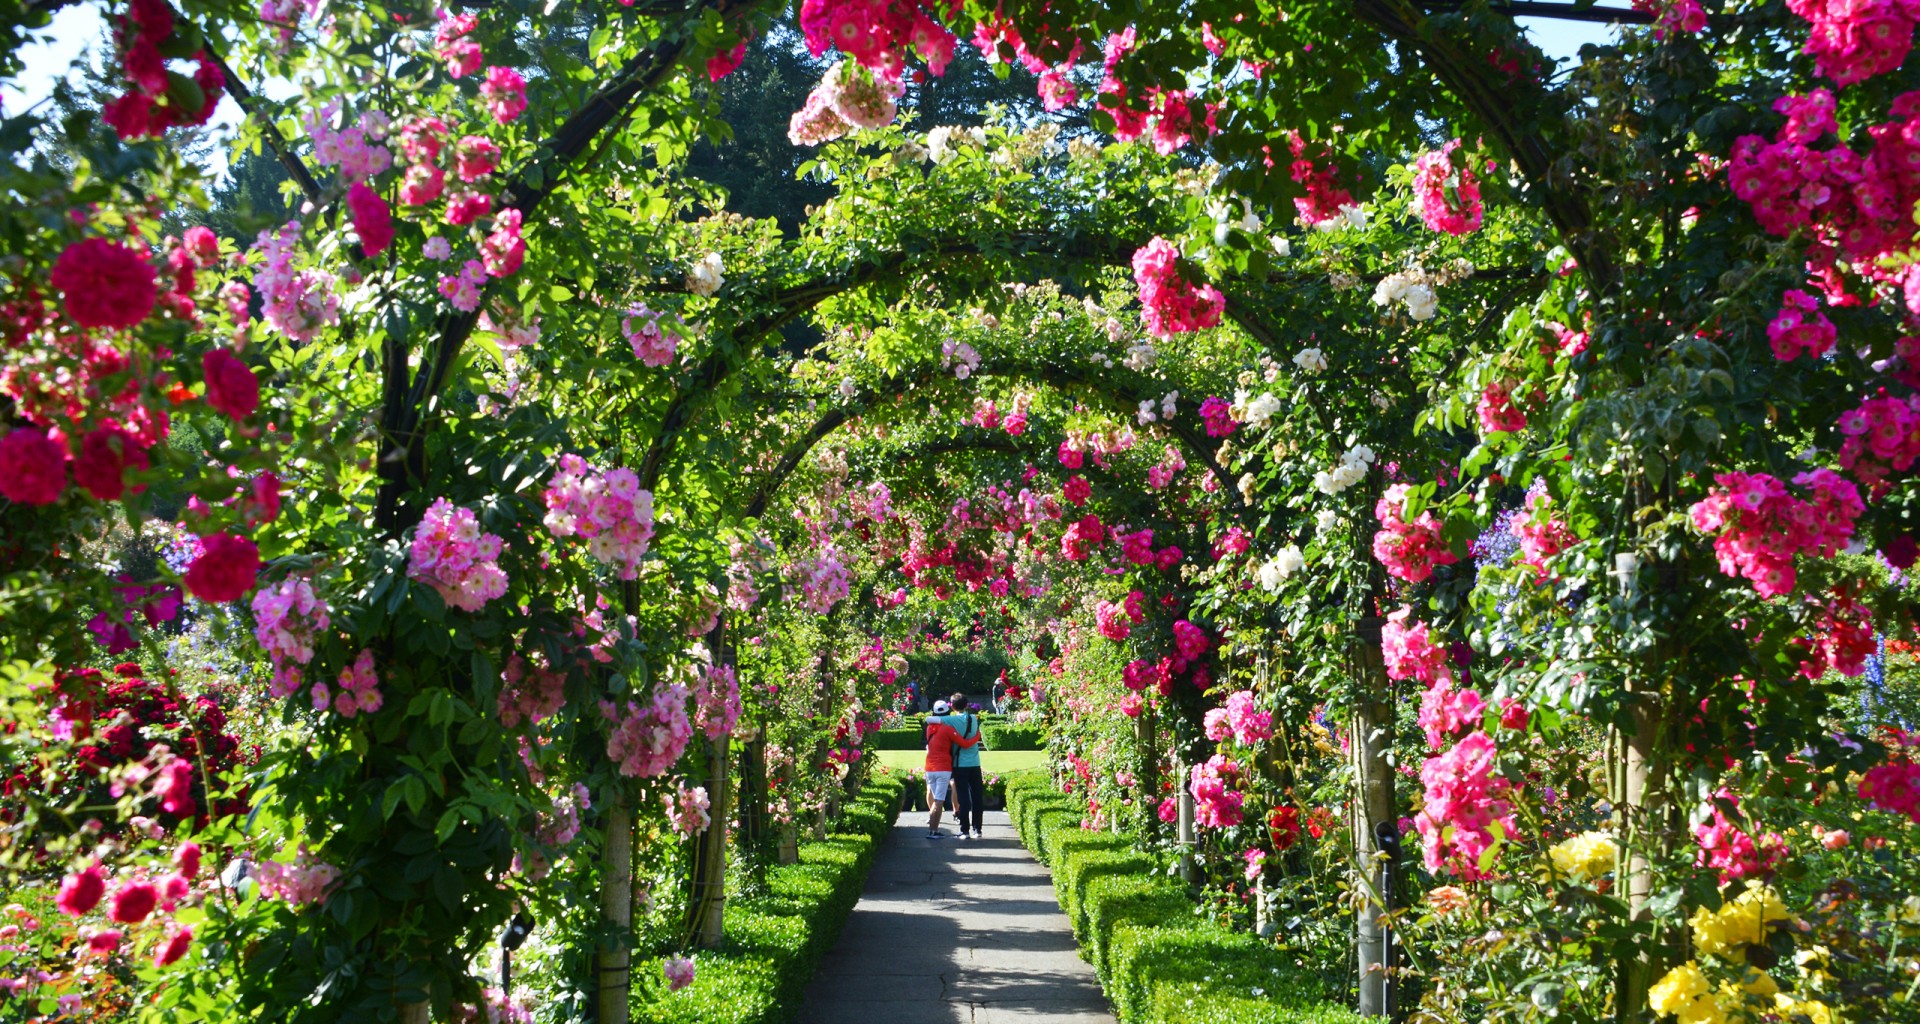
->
xmin=397 ymin=1002 xmax=430 ymax=1024
xmin=688 ymin=735 xmax=731 ymax=947
xmin=596 ymin=786 xmax=633 ymax=1024
xmin=1136 ymin=704 xmax=1159 ymax=839
xmin=1351 ymin=617 xmax=1395 ymax=1019
xmin=1176 ymin=760 xmax=1200 ymax=885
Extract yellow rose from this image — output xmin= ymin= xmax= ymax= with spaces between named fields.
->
xmin=1690 ymin=887 xmax=1792 ymax=959
xmin=1548 ymin=830 xmax=1619 ymax=882
xmin=1650 ymin=962 xmax=1713 ymax=1019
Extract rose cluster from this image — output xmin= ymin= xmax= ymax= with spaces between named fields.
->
xmin=1687 ymin=469 xmax=1861 ymax=597
xmin=601 ymin=683 xmax=694 ymax=779
xmin=408 ymin=498 xmax=511 ymax=612
xmin=542 ymin=455 xmax=657 ymax=580
xmin=1131 ymin=238 xmax=1225 ymax=337
xmin=1372 ymin=483 xmax=1461 ymax=583
xmin=1411 ymin=140 xmax=1483 ymax=235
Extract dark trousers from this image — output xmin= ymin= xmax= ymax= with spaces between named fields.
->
xmin=951 ymin=765 xmax=985 ymax=834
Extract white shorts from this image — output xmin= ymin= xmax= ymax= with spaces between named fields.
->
xmin=926 ymin=771 xmax=952 ymax=801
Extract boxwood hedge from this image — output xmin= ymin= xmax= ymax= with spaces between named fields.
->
xmin=1002 ymin=773 xmax=1364 ymax=1024
xmin=635 ymin=769 xmax=908 ymax=1024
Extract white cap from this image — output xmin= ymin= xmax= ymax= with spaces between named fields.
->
xmin=932 ymin=700 xmax=951 ymax=715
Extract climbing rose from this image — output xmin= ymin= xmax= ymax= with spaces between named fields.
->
xmin=664 ymin=957 xmax=696 ymax=992
xmin=1767 ymin=290 xmax=1836 ymax=362
xmin=1373 ymin=484 xmax=1460 ymax=583
xmin=345 ymin=181 xmax=394 ymax=257
xmin=50 ymin=237 xmax=157 ymax=331
xmin=202 ymin=349 xmax=261 ymax=420
xmin=1411 ymin=140 xmax=1483 ymax=235
xmin=602 ymin=683 xmax=694 ymax=778
xmin=480 ymin=66 xmax=528 ymax=123
xmin=1198 ymin=396 xmax=1237 ymax=437
xmin=183 ymin=533 xmax=260 ymax=603
xmin=408 ymin=498 xmax=509 ymax=612
xmin=1415 ymin=731 xmax=1517 ymax=881
xmin=1132 ymin=237 xmax=1224 ymax=336
xmin=0 ymin=427 xmax=69 ymax=505
xmin=57 ymin=864 xmax=106 ymax=916
xmin=481 ymin=208 xmax=525 ymax=278
xmin=453 ymin=135 xmax=499 ymax=181
xmin=1476 ymin=381 xmax=1526 ymax=434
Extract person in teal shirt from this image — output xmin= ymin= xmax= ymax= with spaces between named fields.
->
xmin=933 ymin=694 xmax=987 ymax=839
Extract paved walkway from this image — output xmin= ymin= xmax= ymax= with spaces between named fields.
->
xmin=795 ymin=808 xmax=1116 ymax=1024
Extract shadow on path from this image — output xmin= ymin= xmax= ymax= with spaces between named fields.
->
xmin=794 ymin=809 xmax=1115 ymax=1024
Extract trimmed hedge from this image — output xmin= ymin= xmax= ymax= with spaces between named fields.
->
xmin=981 ymin=722 xmax=1044 ymax=750
xmin=635 ymin=769 xmax=908 ymax=1024
xmin=868 ymin=726 xmax=924 ymax=750
xmin=1003 ymin=774 xmax=1364 ymax=1024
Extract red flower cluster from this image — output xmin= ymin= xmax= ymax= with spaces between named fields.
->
xmin=101 ymin=0 xmax=226 ymax=141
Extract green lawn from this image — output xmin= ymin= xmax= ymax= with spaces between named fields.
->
xmin=875 ymin=748 xmax=1046 ymax=775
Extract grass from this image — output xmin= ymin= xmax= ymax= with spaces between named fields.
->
xmin=873 ymin=748 xmax=1046 ymax=774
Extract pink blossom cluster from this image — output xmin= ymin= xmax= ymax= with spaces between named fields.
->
xmin=434 ymin=9 xmax=483 ymax=78
xmin=1767 ymin=289 xmax=1837 ymax=361
xmin=408 ymin=497 xmax=510 ymax=612
xmin=251 ymin=221 xmax=339 ymax=342
xmin=439 ymin=259 xmax=489 ymax=312
xmin=1373 ymin=484 xmax=1461 ymax=583
xmin=1632 ymin=0 xmax=1708 ymax=38
xmin=860 ymin=481 xmax=893 ymax=521
xmin=1094 ymin=599 xmax=1133 ymax=641
xmin=1412 ymin=140 xmax=1483 ymax=235
xmin=692 ymin=663 xmax=741 ymax=741
xmin=1172 ymin=620 xmax=1210 ymax=660
xmin=791 ymin=545 xmax=852 ymax=614
xmin=1099 ymin=29 xmax=1210 ymax=154
xmin=664 ymin=957 xmax=697 ymax=992
xmin=789 ymin=61 xmax=905 ymax=145
xmin=542 ymin=454 xmax=657 ymax=580
xmin=481 ymin=208 xmax=526 ymax=277
xmin=498 ymin=653 xmax=567 ymax=728
xmin=1511 ymin=490 xmax=1575 ymax=577
xmin=1687 ymin=469 xmax=1862 ymax=597
xmin=303 ymin=103 xmax=392 ymax=183
xmin=1859 ymin=745 xmax=1920 ymax=823
xmin=1288 ymin=133 xmax=1357 ymax=225
xmin=1213 ymin=526 xmax=1251 ymax=561
xmin=1785 ymin=0 xmax=1920 ymax=86
xmin=1060 ymin=474 xmax=1091 ymax=507
xmin=1131 ymin=237 xmax=1224 ymax=337
xmin=1203 ymin=690 xmax=1272 ymax=745
xmin=972 ymin=15 xmax=1083 ymax=111
xmin=1061 ymin=514 xmax=1104 ymax=561
xmin=601 ymin=682 xmax=693 ymax=778
xmin=478 ymin=986 xmax=535 ymax=1024
xmin=1798 ymin=588 xmax=1878 ymax=678
xmin=252 ymin=576 xmax=330 ymax=698
xmin=1418 ymin=679 xmax=1486 ymax=750
xmin=665 ymin=782 xmax=712 ymax=835
xmin=1381 ymin=607 xmax=1451 ymax=685
xmin=254 ymin=846 xmax=342 ymax=908
xmin=1121 ymin=658 xmax=1167 ymax=693
xmin=1694 ymin=795 xmax=1786 ymax=882
xmin=1146 ymin=445 xmax=1187 ymax=489
xmin=797 ymin=0 xmax=958 ymax=81
xmin=1189 ymin=755 xmax=1245 ymax=828
xmin=480 ymin=66 xmax=528 ymax=124
xmin=1837 ymin=388 xmax=1920 ymax=492
xmin=1726 ymin=89 xmax=1920 ymax=302
xmin=1477 ymin=381 xmax=1527 ymax=434
xmin=537 ymin=783 xmax=592 ymax=848
xmin=318 ymin=648 xmax=383 ymax=718
xmin=1415 ymin=732 xmax=1517 ymax=881
xmin=1198 ymin=396 xmax=1238 ymax=438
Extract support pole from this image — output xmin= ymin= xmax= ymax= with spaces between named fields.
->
xmin=1351 ymin=617 xmax=1396 ymax=1019
xmin=596 ymin=787 xmax=633 ymax=1024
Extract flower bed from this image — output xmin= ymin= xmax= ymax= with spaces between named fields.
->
xmin=1004 ymin=773 xmax=1362 ymax=1024
xmin=635 ymin=768 xmax=908 ymax=1024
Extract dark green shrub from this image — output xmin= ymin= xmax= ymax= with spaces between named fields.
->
xmin=981 ymin=722 xmax=1044 ymax=750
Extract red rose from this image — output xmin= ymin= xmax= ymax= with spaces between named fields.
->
xmin=0 ymin=426 xmax=68 ymax=505
xmin=87 ymin=929 xmax=123 ymax=954
xmin=182 ymin=532 xmax=259 ymax=603
xmin=50 ymin=237 xmax=158 ymax=331
xmin=57 ymin=864 xmax=106 ymax=916
xmin=202 ymin=349 xmax=259 ymax=420
xmin=346 ymin=181 xmax=394 ymax=258
xmin=73 ymin=425 xmax=150 ymax=501
xmin=109 ymin=881 xmax=158 ymax=924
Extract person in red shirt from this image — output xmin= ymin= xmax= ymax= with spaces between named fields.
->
xmin=924 ymin=700 xmax=981 ymax=838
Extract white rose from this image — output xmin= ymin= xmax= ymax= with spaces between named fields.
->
xmin=687 ymin=252 xmax=724 ymax=297
xmin=1403 ymin=284 xmax=1438 ymax=321
xmin=1293 ymin=347 xmax=1327 ymax=374
xmin=1315 ymin=509 xmax=1340 ymax=532
xmin=1270 ymin=235 xmax=1292 ymax=257
xmin=1137 ymin=399 xmax=1158 ymax=425
xmin=1245 ymin=392 xmax=1282 ymax=429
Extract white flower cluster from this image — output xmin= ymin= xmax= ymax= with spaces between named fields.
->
xmin=687 ymin=252 xmax=724 ymax=298
xmin=1293 ymin=347 xmax=1327 ymax=374
xmin=1372 ymin=270 xmax=1437 ymax=321
xmin=1257 ymin=545 xmax=1305 ymax=592
xmin=1122 ymin=339 xmax=1158 ymax=371
xmin=1270 ymin=235 xmax=1291 ymax=258
xmin=1234 ymin=388 xmax=1282 ymax=430
xmin=1208 ymin=196 xmax=1263 ymax=246
xmin=1313 ymin=444 xmax=1376 ymax=495
xmin=1315 ymin=509 xmax=1341 ymax=532
xmin=928 ymin=125 xmax=988 ymax=164
xmin=1136 ymin=391 xmax=1180 ymax=425
xmin=1312 ymin=204 xmax=1369 ymax=232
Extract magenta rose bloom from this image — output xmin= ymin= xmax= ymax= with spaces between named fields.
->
xmin=202 ymin=349 xmax=260 ymax=420
xmin=346 ymin=181 xmax=395 ymax=258
xmin=57 ymin=864 xmax=106 ymax=916
xmin=50 ymin=237 xmax=158 ymax=331
xmin=108 ymin=882 xmax=158 ymax=925
xmin=182 ymin=532 xmax=260 ymax=603
xmin=0 ymin=427 xmax=68 ymax=505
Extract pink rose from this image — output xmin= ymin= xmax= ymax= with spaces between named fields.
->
xmin=0 ymin=427 xmax=69 ymax=505
xmin=202 ymin=349 xmax=260 ymax=420
xmin=183 ymin=532 xmax=260 ymax=603
xmin=51 ymin=237 xmax=158 ymax=331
